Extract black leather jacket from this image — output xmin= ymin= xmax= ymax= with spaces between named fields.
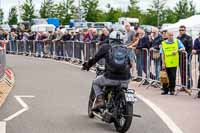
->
xmin=87 ymin=43 xmax=131 ymax=80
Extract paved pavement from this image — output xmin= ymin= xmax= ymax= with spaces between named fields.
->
xmin=131 ymin=81 xmax=200 ymax=133
xmin=0 ymin=55 xmax=173 ymax=133
xmin=0 ymin=55 xmax=170 ymax=133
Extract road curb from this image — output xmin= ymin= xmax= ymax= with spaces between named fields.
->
xmin=0 ymin=67 xmax=15 ymax=108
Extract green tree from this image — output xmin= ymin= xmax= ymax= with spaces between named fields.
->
xmin=126 ymin=0 xmax=145 ymax=24
xmin=126 ymin=0 xmax=141 ymax=17
xmin=21 ymin=0 xmax=35 ymax=21
xmin=81 ymin=0 xmax=102 ymax=22
xmin=106 ymin=8 xmax=122 ymax=23
xmin=174 ymin=0 xmax=196 ymax=20
xmin=142 ymin=9 xmax=157 ymax=26
xmin=161 ymin=8 xmax=177 ymax=24
xmin=0 ymin=9 xmax=3 ymax=24
xmin=39 ymin=0 xmax=55 ymax=18
xmin=8 ymin=7 xmax=18 ymax=25
xmin=56 ymin=0 xmax=76 ymax=25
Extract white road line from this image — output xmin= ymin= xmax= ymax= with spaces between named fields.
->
xmin=4 ymin=108 xmax=27 ymax=122
xmin=0 ymin=122 xmax=6 ymax=133
xmin=4 ymin=95 xmax=35 ymax=122
xmin=136 ymin=94 xmax=184 ymax=133
xmin=14 ymin=56 xmax=184 ymax=133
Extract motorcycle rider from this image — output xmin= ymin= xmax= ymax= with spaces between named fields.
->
xmin=82 ymin=31 xmax=132 ymax=110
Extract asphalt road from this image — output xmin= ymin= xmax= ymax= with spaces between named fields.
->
xmin=0 ymin=55 xmax=172 ymax=133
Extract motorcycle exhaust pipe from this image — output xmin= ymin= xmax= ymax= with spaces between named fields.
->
xmin=93 ymin=112 xmax=103 ymax=120
xmin=122 ymin=114 xmax=142 ymax=118
xmin=133 ymin=114 xmax=142 ymax=118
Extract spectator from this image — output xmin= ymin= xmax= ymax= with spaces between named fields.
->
xmin=79 ymin=29 xmax=85 ymax=42
xmin=192 ymin=33 xmax=200 ymax=98
xmin=128 ymin=32 xmax=140 ymax=80
xmin=124 ymin=22 xmax=136 ymax=79
xmin=0 ymin=29 xmax=8 ymax=49
xmin=28 ymin=32 xmax=36 ymax=55
xmin=62 ymin=31 xmax=71 ymax=41
xmin=135 ymin=28 xmax=154 ymax=84
xmin=8 ymin=31 xmax=17 ymax=53
xmin=160 ymin=31 xmax=185 ymax=95
xmin=91 ymin=28 xmax=99 ymax=41
xmin=74 ymin=29 xmax=84 ymax=41
xmin=161 ymin=30 xmax=168 ymax=40
xmin=62 ymin=31 xmax=73 ymax=60
xmin=99 ymin=28 xmax=109 ymax=46
xmin=17 ymin=31 xmax=23 ymax=40
xmin=90 ymin=28 xmax=99 ymax=57
xmin=83 ymin=28 xmax=93 ymax=42
xmin=53 ymin=29 xmax=64 ymax=59
xmin=177 ymin=25 xmax=193 ymax=95
xmin=70 ymin=31 xmax=75 ymax=41
xmin=44 ymin=31 xmax=55 ymax=57
xmin=35 ymin=32 xmax=46 ymax=57
xmin=150 ymin=27 xmax=162 ymax=87
xmin=23 ymin=32 xmax=30 ymax=55
xmin=124 ymin=22 xmax=136 ymax=61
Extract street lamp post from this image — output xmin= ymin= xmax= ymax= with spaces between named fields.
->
xmin=17 ymin=0 xmax=21 ymax=22
xmin=78 ymin=0 xmax=82 ymax=21
xmin=157 ymin=0 xmax=160 ymax=27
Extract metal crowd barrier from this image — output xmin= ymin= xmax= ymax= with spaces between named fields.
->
xmin=6 ymin=40 xmax=97 ymax=63
xmin=133 ymin=48 xmax=195 ymax=91
xmin=177 ymin=51 xmax=189 ymax=89
xmin=0 ymin=48 xmax=6 ymax=79
xmin=132 ymin=48 xmax=150 ymax=87
xmin=189 ymin=54 xmax=200 ymax=97
xmin=147 ymin=48 xmax=161 ymax=89
xmin=6 ymin=40 xmax=200 ymax=95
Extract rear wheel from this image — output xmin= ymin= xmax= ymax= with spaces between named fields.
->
xmin=88 ymin=87 xmax=95 ymax=118
xmin=114 ymin=96 xmax=133 ymax=133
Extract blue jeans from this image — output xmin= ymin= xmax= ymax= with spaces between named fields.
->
xmin=36 ymin=43 xmax=44 ymax=57
xmin=136 ymin=50 xmax=143 ymax=77
xmin=128 ymin=48 xmax=136 ymax=62
xmin=136 ymin=50 xmax=155 ymax=79
xmin=93 ymin=75 xmax=129 ymax=96
xmin=10 ymin=40 xmax=17 ymax=53
xmin=55 ymin=43 xmax=64 ymax=58
xmin=154 ymin=58 xmax=161 ymax=81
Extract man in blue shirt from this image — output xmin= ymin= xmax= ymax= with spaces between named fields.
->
xmin=160 ymin=31 xmax=185 ymax=95
xmin=177 ymin=25 xmax=193 ymax=95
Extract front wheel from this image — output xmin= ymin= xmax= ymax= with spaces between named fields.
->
xmin=88 ymin=87 xmax=95 ymax=118
xmin=114 ymin=101 xmax=133 ymax=133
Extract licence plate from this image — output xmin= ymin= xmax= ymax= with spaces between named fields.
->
xmin=125 ymin=89 xmax=135 ymax=102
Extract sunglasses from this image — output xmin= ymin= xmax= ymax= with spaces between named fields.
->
xmin=179 ymin=29 xmax=185 ymax=32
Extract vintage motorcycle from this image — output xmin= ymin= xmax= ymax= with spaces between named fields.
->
xmin=84 ymin=64 xmax=141 ymax=133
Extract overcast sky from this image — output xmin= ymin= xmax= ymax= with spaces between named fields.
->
xmin=1 ymin=0 xmax=200 ymax=20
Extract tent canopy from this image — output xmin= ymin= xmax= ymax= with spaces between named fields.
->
xmin=31 ymin=24 xmax=56 ymax=32
xmin=162 ymin=15 xmax=200 ymax=38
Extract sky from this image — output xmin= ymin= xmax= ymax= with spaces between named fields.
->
xmin=0 ymin=0 xmax=200 ymax=21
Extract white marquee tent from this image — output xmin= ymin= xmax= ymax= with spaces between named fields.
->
xmin=31 ymin=24 xmax=56 ymax=32
xmin=162 ymin=15 xmax=200 ymax=39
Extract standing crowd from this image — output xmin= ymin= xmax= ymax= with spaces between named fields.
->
xmin=0 ymin=23 xmax=200 ymax=97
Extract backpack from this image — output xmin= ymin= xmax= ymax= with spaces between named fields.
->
xmin=107 ymin=44 xmax=130 ymax=73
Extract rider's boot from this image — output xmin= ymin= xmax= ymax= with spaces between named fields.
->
xmin=92 ymin=95 xmax=104 ymax=110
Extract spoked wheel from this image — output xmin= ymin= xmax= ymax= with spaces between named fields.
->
xmin=114 ymin=96 xmax=133 ymax=133
xmin=88 ymin=87 xmax=95 ymax=118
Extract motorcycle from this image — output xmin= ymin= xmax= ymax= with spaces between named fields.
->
xmin=83 ymin=63 xmax=141 ymax=133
